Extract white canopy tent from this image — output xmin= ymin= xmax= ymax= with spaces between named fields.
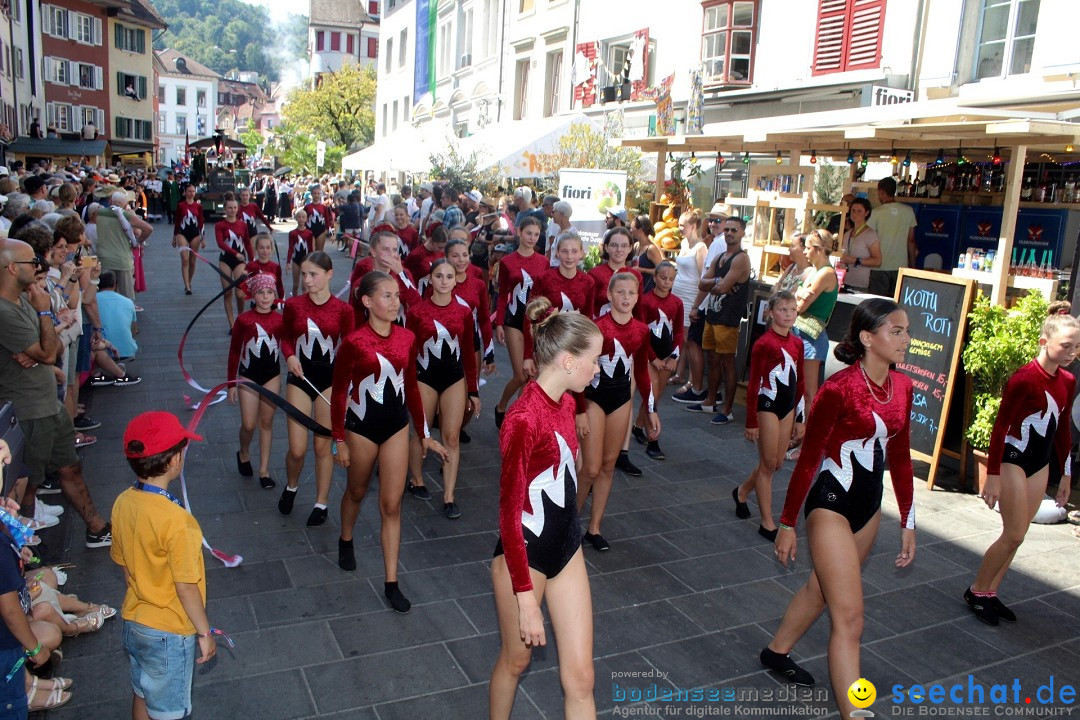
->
xmin=461 ymin=113 xmax=604 ymax=179
xmin=341 ymin=124 xmax=445 ymax=174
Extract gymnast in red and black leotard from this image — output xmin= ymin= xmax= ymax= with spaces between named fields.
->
xmin=490 ymin=297 xmax=602 ymax=720
xmin=968 ymin=308 xmax=1079 ymax=626
xmin=632 ymin=260 xmax=684 ymax=459
xmin=246 ymin=233 xmax=284 ymax=300
xmin=332 ymin=271 xmax=448 ymax=613
xmin=761 ymin=298 xmax=915 ymax=719
xmin=588 ymin=228 xmax=643 ymax=318
xmin=403 ymin=224 xmax=447 ymax=296
xmin=521 ymin=231 xmax=595 ymax=369
xmin=238 ymin=187 xmax=273 ymax=240
xmin=303 ymin=185 xmax=334 ymax=252
xmin=349 ymin=230 xmax=423 ymax=326
xmin=172 ymin=183 xmax=203 ymax=294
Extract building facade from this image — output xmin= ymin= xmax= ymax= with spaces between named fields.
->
xmin=108 ymin=0 xmax=165 ymax=162
xmin=154 ymin=48 xmax=219 ymax=165
xmin=308 ymin=0 xmax=380 ymax=79
xmin=216 ymin=73 xmax=268 ymax=140
xmin=39 ymin=0 xmax=110 ymax=137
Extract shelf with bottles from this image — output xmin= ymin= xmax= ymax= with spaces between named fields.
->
xmin=1019 ymin=164 xmax=1080 ymax=205
xmin=952 ymin=247 xmax=1061 ymax=296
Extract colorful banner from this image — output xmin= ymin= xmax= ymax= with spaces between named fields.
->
xmin=558 ymin=168 xmax=628 ymax=245
xmin=686 ymin=69 xmax=704 ymax=135
xmin=413 ymin=0 xmax=432 ymax=104
xmin=655 ymin=74 xmax=675 ymax=136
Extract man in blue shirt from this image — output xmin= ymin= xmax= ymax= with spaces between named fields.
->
xmin=440 ymin=186 xmax=465 ymax=230
xmin=95 ymin=270 xmax=138 ymax=359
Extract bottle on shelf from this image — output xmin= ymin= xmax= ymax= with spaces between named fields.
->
xmin=1047 ymin=176 xmax=1059 ymax=204
xmin=1035 ymin=173 xmax=1049 ymax=203
xmin=1065 ymin=174 xmax=1077 ymax=204
xmin=1021 ymin=175 xmax=1033 ymax=201
xmin=897 ymin=175 xmax=910 ymax=197
xmin=929 ymin=171 xmax=944 ymax=198
xmin=1008 ymin=248 xmax=1018 ymax=276
xmin=993 ymin=166 xmax=1006 ymax=193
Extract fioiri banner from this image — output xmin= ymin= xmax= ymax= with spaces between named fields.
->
xmin=557 ymin=168 xmax=628 ymax=245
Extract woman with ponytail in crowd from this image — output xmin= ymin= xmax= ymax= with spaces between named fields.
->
xmin=761 ymin=298 xmax=915 ymax=720
xmin=965 ymin=307 xmax=1079 ymax=626
xmin=332 ymin=271 xmax=448 ymax=612
xmin=493 ymin=215 xmax=550 ymax=427
xmin=227 ymin=272 xmax=283 ymax=490
xmin=279 ymin=251 xmax=354 ymax=527
xmin=489 ymin=296 xmax=601 ymax=720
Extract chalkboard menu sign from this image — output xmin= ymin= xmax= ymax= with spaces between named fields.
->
xmin=894 ymin=269 xmax=976 ymax=488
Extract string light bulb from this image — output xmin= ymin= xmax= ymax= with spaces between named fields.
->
xmin=890 ymin=150 xmax=899 ymax=165
xmin=992 ymin=147 xmax=1002 ymax=165
xmin=936 ymin=148 xmax=944 ymax=165
xmin=903 ymin=151 xmax=911 ymax=167
xmin=742 ymin=152 xmax=751 ymax=165
xmin=810 ymin=149 xmax=817 ymax=164
xmin=775 ymin=150 xmax=783 ymax=165
xmin=847 ymin=150 xmax=855 ymax=164
xmin=1067 ymin=144 xmax=1075 ymax=153
xmin=860 ymin=152 xmax=868 ymax=168
xmin=956 ymin=146 xmax=965 ymax=165
xmin=715 ymin=151 xmax=725 ymax=168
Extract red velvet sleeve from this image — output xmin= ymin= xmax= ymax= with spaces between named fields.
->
xmin=745 ymin=337 xmax=765 ymax=430
xmin=401 ymin=328 xmax=430 ymax=439
xmin=330 ymin=334 xmax=357 ymax=442
xmin=671 ymin=296 xmax=685 ymax=360
xmin=287 ymin=230 xmax=297 ymax=261
xmin=780 ymin=382 xmax=844 ymax=528
xmin=1056 ymin=373 xmax=1075 ymax=478
xmin=986 ymin=372 xmax=1024 ymax=476
xmin=495 ymin=258 xmax=511 ymax=326
xmin=281 ymin=301 xmax=297 ymax=359
xmin=226 ymin=314 xmax=245 ymax=382
xmin=273 ymin=264 xmax=284 ymax=298
xmin=888 ymin=378 xmax=916 ymax=529
xmin=633 ymin=324 xmax=655 ymax=413
xmin=397 ymin=269 xmax=423 ymax=309
xmin=461 ymin=306 xmax=479 ymax=395
xmin=498 ymin=414 xmax=534 ymax=593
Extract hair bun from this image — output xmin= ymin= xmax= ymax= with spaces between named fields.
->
xmin=526 ymin=297 xmax=557 ymax=328
xmin=834 ymin=340 xmax=862 ymax=365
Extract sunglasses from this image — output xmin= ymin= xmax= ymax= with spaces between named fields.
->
xmin=708 ymin=218 xmax=724 ymax=224
xmin=10 ymin=255 xmax=47 ymax=268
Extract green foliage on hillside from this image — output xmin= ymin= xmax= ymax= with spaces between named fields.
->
xmin=153 ymin=0 xmax=307 ymax=82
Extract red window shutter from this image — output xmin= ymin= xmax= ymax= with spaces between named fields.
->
xmin=812 ymin=0 xmax=885 ymax=75
xmin=316 ymin=31 xmax=325 ymax=52
xmin=368 ymin=38 xmax=377 ymax=58
xmin=369 ymin=1 xmax=378 ymax=14
xmin=846 ymin=0 xmax=885 ymax=70
xmin=330 ymin=32 xmax=340 ymax=52
xmin=347 ymin=34 xmax=355 ymax=55
xmin=572 ymin=42 xmax=597 ymax=109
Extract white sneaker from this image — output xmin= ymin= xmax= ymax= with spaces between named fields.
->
xmin=23 ymin=512 xmax=58 ymax=530
xmin=37 ymin=501 xmax=64 ymax=517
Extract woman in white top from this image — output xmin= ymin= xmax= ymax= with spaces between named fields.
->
xmin=837 ymin=198 xmax=882 ymax=293
xmin=670 ymin=208 xmax=709 ymax=395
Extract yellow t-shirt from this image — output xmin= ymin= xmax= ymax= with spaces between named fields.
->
xmin=110 ymin=487 xmax=206 ymax=635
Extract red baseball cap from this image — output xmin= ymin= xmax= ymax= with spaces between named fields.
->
xmin=123 ymin=411 xmax=202 ymax=458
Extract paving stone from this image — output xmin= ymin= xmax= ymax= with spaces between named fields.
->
xmin=205 ymin=559 xmax=292 ymax=599
xmin=669 ymin=578 xmax=794 ymax=631
xmin=869 ymin=624 xmax=1003 ymax=680
xmin=252 ymin=578 xmax=385 ymax=626
xmin=328 ymin=599 xmax=476 ymax=656
xmin=589 ymin=564 xmax=695 ymax=612
xmin=637 ymin=625 xmax=776 ymax=687
xmin=594 ymin=600 xmax=706 ymax=657
xmin=195 ymin=669 xmax=317 ymax=719
xmin=375 ymin=684 xmax=544 ymax=720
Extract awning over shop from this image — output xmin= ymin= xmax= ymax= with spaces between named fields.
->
xmin=8 ymin=137 xmax=107 ymax=157
xmin=342 ymin=124 xmax=444 ymax=174
xmin=109 ymin=141 xmax=154 ymax=156
xmin=461 ymin=113 xmax=604 ymax=179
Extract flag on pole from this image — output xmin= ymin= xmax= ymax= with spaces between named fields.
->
xmin=184 ymin=131 xmax=190 ymax=164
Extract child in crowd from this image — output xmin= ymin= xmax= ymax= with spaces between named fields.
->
xmin=287 ymin=209 xmax=313 ymax=297
xmin=246 ymin=233 xmax=285 ymax=300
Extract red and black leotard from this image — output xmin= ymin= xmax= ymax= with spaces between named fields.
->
xmin=988 ymin=360 xmax=1075 ymax=478
xmin=349 ymin=257 xmax=423 ymax=326
xmin=746 ymin=327 xmax=805 ymax=430
xmin=496 ymin=251 xmax=550 ymax=331
xmin=240 ymin=202 xmax=270 ymax=240
xmin=406 ymin=297 xmax=478 ymax=395
xmin=588 ymin=264 xmax=644 ymax=318
xmin=635 ymin=289 xmax=685 ymax=362
xmin=395 ymin=224 xmax=421 ymax=255
xmin=281 ymin=294 xmax=354 ymax=399
xmin=403 ymin=244 xmax=445 ymax=295
xmin=228 ymin=308 xmax=283 ymax=386
xmin=246 ymin=260 xmax=284 ymax=299
xmin=304 ymin=202 xmax=334 ymax=239
xmin=522 ymin=268 xmax=595 ymax=362
xmin=495 ymin=381 xmax=582 ymax=590
xmin=780 ymin=363 xmax=915 ymax=534
xmin=330 ymin=322 xmax=429 ymax=446
xmin=288 ymin=228 xmax=314 ymax=266
xmin=174 ymin=200 xmax=204 ymax=241
xmin=450 ymin=274 xmax=494 ymax=365
xmin=215 ymin=218 xmax=252 ymax=270
xmin=580 ymin=313 xmax=655 ymax=416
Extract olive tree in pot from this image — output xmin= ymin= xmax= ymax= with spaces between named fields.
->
xmin=962 ymin=290 xmax=1048 ymax=492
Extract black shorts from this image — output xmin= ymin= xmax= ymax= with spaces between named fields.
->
xmin=584 ymin=381 xmax=631 ymax=415
xmin=756 ymin=385 xmax=798 ymax=420
xmin=286 ymin=360 xmax=333 ymax=401
xmin=503 ymin=298 xmax=526 ymax=332
xmin=1001 ymin=444 xmax=1054 ymax=478
xmin=687 ymin=315 xmax=705 ymax=345
xmin=238 ymin=360 xmax=281 ymax=387
xmin=417 ymin=360 xmax=465 ymax=394
xmin=494 ymin=470 xmax=582 ymax=580
xmin=804 ymin=471 xmax=883 ymax=534
xmin=344 ymin=408 xmax=408 ymax=445
xmin=219 ymin=252 xmax=244 ymax=271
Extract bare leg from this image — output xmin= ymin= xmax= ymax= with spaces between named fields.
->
xmin=376 ymin=427 xmax=410 ymax=580
xmin=437 ymin=380 xmax=466 ymax=503
xmin=312 ymin=398 xmax=334 ymax=506
xmin=489 ymin=557 xmax=546 ymax=720
xmin=284 ymin=385 xmax=315 ymax=491
xmin=972 ymin=465 xmax=1047 ymax=592
xmin=176 ymin=237 xmax=191 ymax=290
xmin=237 ymin=383 xmax=259 ymax=467
xmin=545 ymin=551 xmax=597 ymax=719
xmin=340 ymin=431 xmax=379 ymax=541
xmin=219 ymin=262 xmax=236 ymax=328
xmin=803 ymin=359 xmax=822 ymax=405
xmin=57 ymin=462 xmax=106 ymax=533
xmin=256 ymin=377 xmax=280 ymax=478
xmin=408 ymin=383 xmax=440 ymax=489
xmin=496 ymin=327 xmax=526 ymax=412
xmin=580 ymin=401 xmax=629 ymax=535
xmin=738 ymin=411 xmax=793 ymax=530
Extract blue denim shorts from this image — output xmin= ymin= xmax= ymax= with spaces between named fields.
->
xmin=122 ymin=621 xmax=196 ymax=720
xmin=0 ymin=646 xmax=27 ymax=720
xmin=794 ymin=325 xmax=830 ymax=361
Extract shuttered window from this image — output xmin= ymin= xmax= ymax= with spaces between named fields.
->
xmin=812 ymin=0 xmax=886 ymax=75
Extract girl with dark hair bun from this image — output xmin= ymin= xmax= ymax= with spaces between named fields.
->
xmin=760 ymin=297 xmax=915 ymax=719
xmin=490 ymin=296 xmax=601 ymax=720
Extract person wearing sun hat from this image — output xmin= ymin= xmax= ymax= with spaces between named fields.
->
xmin=112 ymin=411 xmax=217 ymax=720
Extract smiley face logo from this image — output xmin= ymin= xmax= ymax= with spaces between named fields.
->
xmin=848 ymin=678 xmax=876 ymax=709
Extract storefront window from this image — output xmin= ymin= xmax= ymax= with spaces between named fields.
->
xmin=975 ymin=0 xmax=1040 ymax=79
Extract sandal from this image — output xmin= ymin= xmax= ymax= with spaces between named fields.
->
xmin=64 ymin=610 xmax=104 ymax=636
xmin=81 ymin=603 xmax=116 ymax=620
xmin=27 ymin=676 xmax=71 ymax=711
xmin=1068 ymin=510 xmax=1080 ymax=525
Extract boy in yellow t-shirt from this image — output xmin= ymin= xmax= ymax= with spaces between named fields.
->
xmin=111 ymin=412 xmax=216 ymax=720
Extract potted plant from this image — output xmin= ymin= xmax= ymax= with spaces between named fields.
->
xmin=962 ymin=290 xmax=1048 ymax=492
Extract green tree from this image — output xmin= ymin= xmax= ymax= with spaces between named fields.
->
xmin=239 ymin=120 xmax=264 ymax=157
xmin=282 ymin=64 xmax=377 ymax=150
xmin=535 ymin=124 xmax=650 ymax=214
xmin=270 ymin=121 xmax=347 ymax=176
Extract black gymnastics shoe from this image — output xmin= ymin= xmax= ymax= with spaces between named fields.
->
xmin=407 ymin=483 xmax=432 ymax=501
xmin=631 ymin=426 xmax=648 ymax=445
xmin=615 ymin=451 xmax=642 ymax=477
xmin=990 ymin=596 xmax=1016 ymax=623
xmin=760 ymin=647 xmax=815 ymax=687
xmin=733 ymin=487 xmax=751 ymax=519
xmin=306 ymin=506 xmax=328 ymax=527
xmin=645 ymin=441 xmax=666 ymax=460
xmin=495 ymin=408 xmax=505 ymax=429
xmin=758 ymin=525 xmax=778 ymax=543
xmin=236 ymin=452 xmax=253 ymax=478
xmin=583 ymin=532 xmax=610 ymax=552
xmin=384 ymin=582 xmax=411 ymax=614
xmin=259 ymin=476 xmax=276 ymax=490
xmin=964 ymin=587 xmax=999 ymax=626
xmin=278 ymin=486 xmax=297 ymax=515
xmin=338 ymin=538 xmax=356 ymax=571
